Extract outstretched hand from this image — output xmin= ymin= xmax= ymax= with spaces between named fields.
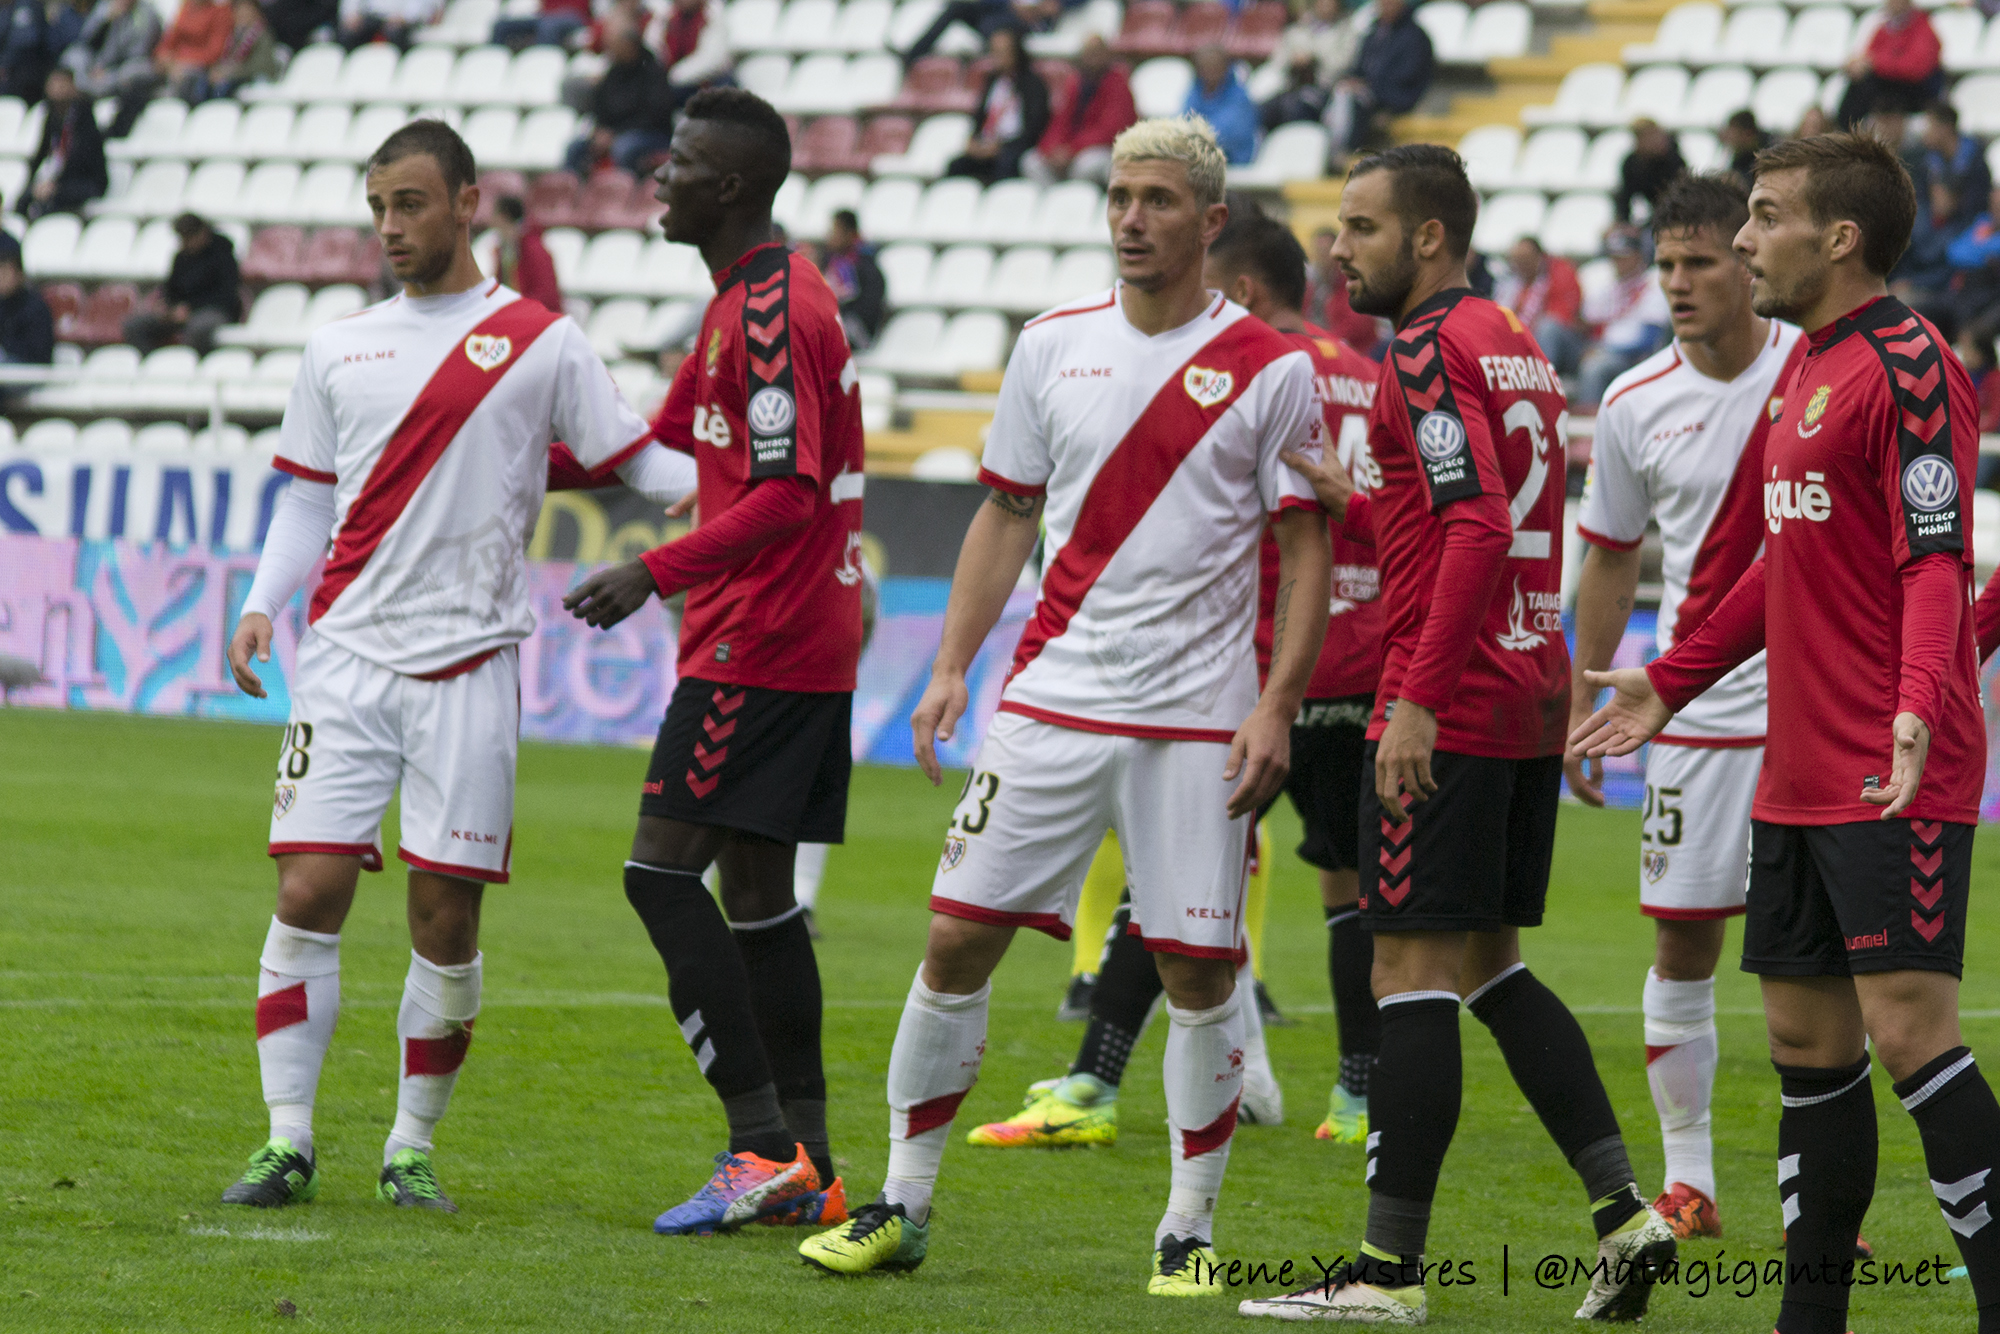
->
xmin=562 ymin=560 xmax=660 ymax=630
xmin=1567 ymin=668 xmax=1673 ymax=759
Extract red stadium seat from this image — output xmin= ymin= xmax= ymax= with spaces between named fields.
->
xmin=889 ymin=56 xmax=979 ymax=114
xmin=856 ymin=113 xmax=913 ymax=160
xmin=73 ymin=283 xmax=137 ymax=346
xmin=474 ymin=170 xmax=530 ymax=229
xmin=346 ymin=229 xmax=384 ymax=287
xmin=300 ymin=228 xmax=361 ymax=286
xmin=1113 ymin=0 xmax=1177 ymax=56
xmin=41 ymin=282 xmax=81 ymax=341
xmin=576 ymin=170 xmax=648 ymax=230
xmin=242 ymin=226 xmax=307 ymax=284
xmin=793 ymin=115 xmax=860 ymax=174
xmin=1171 ymin=2 xmax=1231 ymax=54
xmin=1226 ymin=2 xmax=1289 ymax=60
xmin=526 ymin=170 xmax=582 ymax=229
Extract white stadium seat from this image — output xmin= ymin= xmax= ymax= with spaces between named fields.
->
xmin=99 ymin=160 xmax=188 ymax=217
xmin=857 ymin=307 xmax=944 ymax=373
xmin=1461 ymin=1 xmax=1531 ymax=59
xmin=1035 ymin=181 xmax=1107 ymax=246
xmin=1539 ymin=191 xmax=1615 ymax=256
xmin=877 ymin=241 xmax=933 ymax=306
xmin=1716 ymin=5 xmax=1786 ymax=66
xmin=858 ymin=175 xmax=921 ymax=240
xmin=1616 ymin=64 xmax=1688 ymax=125
xmin=572 ymin=229 xmax=646 ymax=297
xmin=68 ymin=217 xmax=137 ymax=281
xmin=77 ymin=415 xmax=135 ymax=450
xmin=0 ymin=97 xmax=28 ymax=158
xmin=230 ymin=103 xmax=297 ymax=158
xmin=540 ymin=226 xmax=585 ymax=287
xmin=939 ymin=309 xmax=1006 ymax=373
xmin=774 ymin=0 xmax=839 ymax=52
xmin=1670 ymin=65 xmax=1754 ymax=130
xmin=443 ymin=45 xmax=511 ymax=104
xmin=171 ymin=98 xmax=243 ymax=159
xmin=1228 ymin=121 xmax=1328 ymax=188
xmin=336 ymin=43 xmax=402 ymax=102
xmin=459 ymin=107 xmax=519 ymax=167
xmin=1522 ymin=64 xmax=1624 ymax=128
xmin=985 ymin=244 xmax=1053 ymax=313
xmin=773 ymin=53 xmax=847 ymax=114
xmin=923 ymin=243 xmax=994 ymax=307
xmin=1752 ymin=68 xmax=1826 ymax=135
xmin=730 ymin=0 xmax=784 ymax=49
xmin=584 ymin=297 xmax=651 ymax=358
xmin=393 ymin=45 xmax=457 ymax=101
xmin=637 ymin=240 xmax=712 ymax=299
xmin=1511 ymin=126 xmax=1586 ymax=191
xmin=218 ymin=284 xmax=309 ymax=349
xmin=244 ymin=43 xmax=342 ymax=103
xmin=833 ymin=0 xmax=892 ymax=51
xmin=1045 ymin=246 xmax=1112 ymax=304
xmin=1954 ymin=73 xmax=2000 ymax=134
xmin=234 ymin=161 xmax=302 ymax=222
xmin=508 ymin=46 xmax=567 ymax=106
xmin=887 ymin=0 xmax=944 ymax=50
xmin=1575 ymin=129 xmax=1634 ymax=191
xmin=126 ymin=219 xmax=176 ymax=280
xmin=284 ymin=102 xmax=353 ymax=160
xmin=735 ymin=54 xmax=794 ymax=102
xmin=871 ymin=113 xmax=971 ymax=178
xmin=973 ymin=178 xmax=1041 ymax=245
xmin=1623 ymin=2 xmax=1720 ymax=64
xmin=134 ymin=422 xmax=192 ymax=451
xmin=304 ymin=284 xmax=367 ymax=328
xmin=1781 ymin=6 xmax=1853 ymax=70
xmin=1027 ymin=0 xmax=1120 ymax=56
xmin=20 ymin=417 xmax=78 ymax=450
xmin=798 ymin=171 xmax=867 ymax=239
xmin=500 ymin=106 xmax=574 ymax=170
xmin=1131 ymin=57 xmax=1194 ymax=119
xmin=1415 ymin=1 xmax=1469 ymax=61
xmin=109 ymin=98 xmax=187 ymax=162
xmin=343 ymin=103 xmax=415 ymax=162
xmin=1934 ymin=10 xmax=1983 ymax=72
xmin=1459 ymin=124 xmax=1522 ymax=189
xmin=910 ymin=176 xmax=982 ymax=243
xmin=771 ymin=172 xmax=807 ymax=233
xmin=1974 ymin=17 xmax=2000 ymax=72
xmin=1472 ymin=190 xmax=1546 ymax=252
xmin=294 ymin=163 xmax=363 ymax=224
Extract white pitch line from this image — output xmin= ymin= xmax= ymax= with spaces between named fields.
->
xmin=185 ymin=1224 xmax=326 ymax=1242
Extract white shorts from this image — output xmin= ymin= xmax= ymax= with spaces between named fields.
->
xmin=929 ymin=711 xmax=1251 ymax=960
xmin=267 ymin=633 xmax=520 ymax=884
xmin=1638 ymin=740 xmax=1761 ymax=919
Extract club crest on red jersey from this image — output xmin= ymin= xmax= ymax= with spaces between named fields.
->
xmin=463 ymin=334 xmax=512 ymax=372
xmin=1797 ymin=384 xmax=1830 ymax=437
xmin=1182 ymin=365 xmax=1234 ymax=408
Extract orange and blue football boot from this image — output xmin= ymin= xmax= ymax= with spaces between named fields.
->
xmin=653 ymin=1145 xmax=818 ymax=1235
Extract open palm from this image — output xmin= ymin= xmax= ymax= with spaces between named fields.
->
xmin=1568 ymin=667 xmax=1673 ymax=758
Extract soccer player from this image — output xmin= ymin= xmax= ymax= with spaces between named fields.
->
xmin=221 ymin=119 xmax=693 ymax=1211
xmin=1240 ymin=144 xmax=1675 ymax=1325
xmin=561 ymin=87 xmax=867 ymax=1236
xmin=798 ymin=115 xmax=1332 ymax=1294
xmin=1566 ymin=172 xmax=1806 ymax=1240
xmin=1575 ymin=133 xmax=2000 ymax=1334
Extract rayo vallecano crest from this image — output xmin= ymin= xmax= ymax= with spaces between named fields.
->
xmin=464 ymin=334 xmax=513 ymax=372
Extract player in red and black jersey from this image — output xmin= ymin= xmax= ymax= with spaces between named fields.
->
xmin=1577 ymin=135 xmax=2000 ymax=1334
xmin=563 ymin=87 xmax=866 ymax=1237
xmin=1244 ymin=146 xmax=1676 ymax=1326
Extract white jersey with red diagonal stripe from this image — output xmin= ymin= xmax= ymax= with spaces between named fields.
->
xmin=272 ymin=280 xmax=652 ymax=677
xmin=1576 ymin=319 xmax=1805 ymax=739
xmin=979 ymin=287 xmax=1323 ymax=742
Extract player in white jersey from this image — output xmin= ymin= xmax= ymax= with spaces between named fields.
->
xmin=1568 ymin=174 xmax=1807 ymax=1240
xmin=799 ymin=117 xmax=1330 ymax=1294
xmin=218 ymin=121 xmax=694 ymax=1212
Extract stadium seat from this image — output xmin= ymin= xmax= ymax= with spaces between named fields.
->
xmin=886 ymin=0 xmax=944 ymax=50
xmin=1670 ymin=65 xmax=1753 ymax=130
xmin=344 ymin=103 xmax=413 ymax=162
xmin=233 ymin=162 xmax=302 ymax=223
xmin=1624 ymin=2 xmax=1721 ymax=63
xmin=416 ymin=0 xmax=497 ymax=45
xmin=730 ymin=0 xmax=785 ymax=49
xmin=939 ymin=309 xmax=1005 ymax=373
xmin=1472 ymin=191 xmax=1546 ymax=252
xmin=1680 ymin=128 xmax=1726 ymax=171
xmin=736 ymin=53 xmax=794 ymax=103
xmin=1227 ymin=2 xmax=1289 ymax=61
xmin=871 ymin=112 xmax=970 ymax=177
xmin=857 ymin=306 xmax=945 ymax=373
xmin=71 ymin=283 xmax=137 ymax=345
xmin=0 ymin=97 xmax=27 ymax=158
xmin=974 ymin=177 xmax=1041 ymax=244
xmin=291 ymin=164 xmax=361 ymax=225
xmin=507 ymin=45 xmax=567 ymax=106
xmin=858 ymin=174 xmax=920 ymax=239
xmin=983 ymin=244 xmax=1051 ymax=312
xmin=923 ymin=242 xmax=993 ymax=306
xmin=1751 ymin=68 xmax=1826 ymax=135
xmin=1509 ymin=126 xmax=1584 ymax=191
xmin=877 ymin=241 xmax=932 ymax=306
xmin=1170 ymin=2 xmax=1232 ymax=54
xmin=572 ymin=229 xmax=646 ymax=297
xmin=394 ymin=45 xmax=457 ymax=102
xmin=1114 ymin=0 xmax=1176 ymax=55
xmin=1130 ymin=56 xmax=1194 ymax=118
xmin=626 ymin=298 xmax=698 ymax=353
xmin=77 ymin=415 xmax=136 ymax=450
xmin=190 ymin=423 xmax=251 ymax=453
xmin=1954 ymin=72 xmax=2000 ymax=134
xmin=834 ymin=0 xmax=893 ymax=51
xmin=195 ymin=347 xmax=253 ymax=387
xmin=109 ymin=98 xmax=187 ymax=162
xmin=1540 ymin=191 xmax=1615 ymax=256
xmin=336 ymin=43 xmax=402 ymax=102
xmin=217 ymin=284 xmax=310 ymax=348
xmin=636 ymin=238 xmax=712 ymax=299
xmin=6 ymin=99 xmax=40 ymax=158
xmin=231 ymin=103 xmax=298 ymax=159
xmin=1616 ymin=65 xmax=1690 ymax=125
xmin=135 ymin=421 xmax=192 ymax=450
xmin=68 ymin=217 xmax=138 ymax=281
xmin=1973 ymin=17 xmax=2000 ymax=72
xmin=458 ymin=107 xmax=519 ymax=170
xmin=1415 ymin=1 xmax=1469 ymax=62
xmin=244 ymin=42 xmax=343 ymax=103
xmin=22 ymin=213 xmax=80 ymax=275
xmin=1935 ymin=9 xmax=1984 ymax=72
xmin=1575 ymin=129 xmax=1634 ymax=191
xmin=1045 ymin=245 xmax=1111 ymax=303
xmin=1715 ymin=5 xmax=1786 ymax=66
xmin=790 ymin=171 xmax=863 ymax=238
xmin=526 ymin=170 xmax=581 ymax=227
xmin=283 ymin=102 xmax=353 ymax=161
xmin=443 ymin=44 xmax=512 ymax=104
xmin=1781 ymin=6 xmax=1852 ymax=70
xmin=841 ymin=114 xmax=914 ymax=172
xmin=910 ymin=176 xmax=983 ymax=243
xmin=584 ymin=297 xmax=652 ymax=358
xmin=1462 ymin=0 xmax=1530 ymax=59
xmin=99 ymin=160 xmax=188 ymax=218
xmin=303 ymin=284 xmax=365 ymax=329
xmin=41 ymin=281 xmax=81 ymax=339
xmin=1228 ymin=121 xmax=1328 ymax=188
xmin=1459 ymin=124 xmax=1522 ymax=189
xmin=170 ymin=98 xmax=243 ymax=160
xmin=774 ymin=53 xmax=855 ymax=114
xmin=1029 ymin=0 xmax=1121 ymax=57
xmin=577 ymin=170 xmax=655 ymax=231
xmin=1037 ymin=181 xmax=1107 ymax=246
xmin=774 ymin=0 xmax=839 ymax=52
xmin=540 ymin=227 xmax=585 ymax=288
xmin=794 ymin=114 xmax=861 ymax=174
xmin=889 ymin=55 xmax=978 ymax=114
xmin=20 ymin=417 xmax=77 ymax=450
xmin=1522 ymin=63 xmax=1624 ymax=127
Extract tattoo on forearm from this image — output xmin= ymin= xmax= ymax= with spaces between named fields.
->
xmin=987 ymin=488 xmax=1039 ymax=518
xmin=1271 ymin=580 xmax=1293 ymax=664
xmin=1616 ymin=596 xmax=1631 ymax=613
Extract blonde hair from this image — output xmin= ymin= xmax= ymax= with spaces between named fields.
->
xmin=1111 ymin=115 xmax=1228 ymax=208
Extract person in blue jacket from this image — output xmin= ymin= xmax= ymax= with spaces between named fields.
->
xmin=1183 ymin=45 xmax=1259 ymax=164
xmin=1327 ymin=0 xmax=1433 ymax=152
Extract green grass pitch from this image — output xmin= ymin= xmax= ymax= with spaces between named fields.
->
xmin=2 ymin=708 xmax=1994 ymax=1331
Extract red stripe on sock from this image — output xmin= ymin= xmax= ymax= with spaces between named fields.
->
xmin=1179 ymin=1095 xmax=1241 ymax=1159
xmin=1645 ymin=1043 xmax=1677 ymax=1066
xmin=256 ymin=982 xmax=309 ymax=1038
xmin=404 ymin=1022 xmax=475 ymax=1077
xmin=905 ymin=1089 xmax=969 ymax=1138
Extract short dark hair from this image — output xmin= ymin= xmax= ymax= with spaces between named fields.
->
xmin=1650 ymin=171 xmax=1749 ymax=244
xmin=682 ymin=86 xmax=791 ymax=202
xmin=367 ymin=119 xmax=477 ymax=194
xmin=1750 ymin=132 xmax=1915 ymax=276
xmin=1210 ymin=211 xmax=1308 ymax=311
xmin=830 ymin=207 xmax=859 ymax=233
xmin=1346 ymin=142 xmax=1478 ymax=261
xmin=171 ymin=211 xmax=210 ymax=239
xmin=1928 ymin=101 xmax=1958 ymax=130
xmin=495 ymin=195 xmax=525 ymax=223
xmin=1725 ymin=109 xmax=1758 ymax=134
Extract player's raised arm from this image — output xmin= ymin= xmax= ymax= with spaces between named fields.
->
xmin=1566 ymin=414 xmax=1649 ymax=804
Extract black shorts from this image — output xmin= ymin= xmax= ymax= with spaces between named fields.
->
xmin=639 ymin=676 xmax=852 ymax=844
xmin=1283 ymin=695 xmax=1371 ymax=872
xmin=1356 ymin=744 xmax=1562 ymax=932
xmin=1742 ymin=818 xmax=1972 ymax=978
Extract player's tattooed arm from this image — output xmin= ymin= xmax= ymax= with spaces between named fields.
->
xmin=1269 ymin=578 xmax=1293 ymax=667
xmin=986 ymin=487 xmax=1043 ymax=519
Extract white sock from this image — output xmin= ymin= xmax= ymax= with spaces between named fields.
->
xmin=1159 ymin=984 xmax=1246 ymax=1247
xmin=794 ymin=842 xmax=830 ymax=912
xmin=256 ymin=917 xmax=340 ymax=1159
xmin=883 ymin=967 xmax=989 ymax=1226
xmin=386 ymin=950 xmax=481 ymax=1165
xmin=1643 ymin=969 xmax=1718 ymax=1199
xmin=1237 ymin=959 xmax=1282 ymax=1117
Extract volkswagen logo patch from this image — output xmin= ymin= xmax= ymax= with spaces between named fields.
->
xmin=1416 ymin=411 xmax=1466 ymax=462
xmin=747 ymin=387 xmax=796 ymax=435
xmin=1902 ymin=455 xmax=1958 ymax=513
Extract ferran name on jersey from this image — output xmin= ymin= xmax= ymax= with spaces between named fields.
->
xmin=464 ymin=334 xmax=513 ymax=372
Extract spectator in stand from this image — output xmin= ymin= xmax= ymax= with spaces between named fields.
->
xmin=1718 ymin=109 xmax=1768 ymax=181
xmin=490 ymin=195 xmax=563 ymax=314
xmin=1835 ymin=0 xmax=1941 ymax=129
xmin=1956 ymin=328 xmax=1999 ymax=434
xmin=1794 ymin=105 xmax=1830 ymax=139
xmin=1182 ymin=45 xmax=1257 ymax=164
xmin=64 ymin=0 xmax=160 ymax=127
xmin=337 ymin=0 xmax=439 ymax=51
xmin=23 ymin=67 xmax=105 ymax=217
xmin=123 ymin=212 xmax=241 ymax=353
xmin=945 ymin=25 xmax=1047 ymax=183
xmin=1919 ymin=102 xmax=1991 ymax=212
xmin=564 ymin=25 xmax=678 ymax=176
xmin=0 ymin=231 xmax=55 ymax=395
xmin=817 ymin=208 xmax=886 ymax=349
xmin=1259 ymin=0 xmax=1358 ymax=130
xmin=560 ymin=0 xmax=644 ymax=109
xmin=195 ymin=0 xmax=280 ymax=99
xmin=1494 ymin=235 xmax=1586 ymax=374
xmin=492 ymin=0 xmax=590 ymax=50
xmin=659 ymin=0 xmax=730 ymax=119
xmin=264 ymin=0 xmax=336 ymax=50
xmin=1303 ymin=223 xmax=1385 ymax=352
xmin=1325 ymin=0 xmax=1432 ymax=152
xmin=2 ymin=0 xmax=71 ymax=103
xmin=899 ymin=0 xmax=1073 ymax=69
xmin=1895 ymin=177 xmax=1966 ymax=304
xmin=1022 ymin=33 xmax=1133 ymax=185
xmin=1942 ymin=182 xmax=2000 ymax=332
xmin=150 ymin=0 xmax=238 ymax=113
xmin=1613 ymin=117 xmax=1684 ymax=223
xmin=1576 ymin=224 xmax=1669 ymax=405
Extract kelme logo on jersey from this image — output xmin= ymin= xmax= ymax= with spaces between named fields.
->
xmin=1797 ymin=384 xmax=1830 ymax=438
xmin=748 ymin=386 xmax=797 ymax=435
xmin=463 ymin=334 xmax=513 ymax=372
xmin=1765 ymin=466 xmax=1831 ymax=533
xmin=1416 ymin=410 xmax=1467 ymax=462
xmin=1182 ymin=365 xmax=1234 ymax=408
xmin=1902 ymin=455 xmax=1959 ymax=513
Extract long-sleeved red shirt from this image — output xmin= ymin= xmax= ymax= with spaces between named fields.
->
xmin=1866 ymin=9 xmax=1940 ymax=83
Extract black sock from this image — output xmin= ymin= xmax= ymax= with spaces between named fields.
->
xmin=1466 ymin=964 xmax=1639 ymax=1235
xmin=1363 ymin=993 xmax=1461 ymax=1264
xmin=1775 ymin=1056 xmax=1876 ymax=1334
xmin=624 ymin=862 xmax=792 ymax=1163
xmin=1893 ymin=1047 xmax=2000 ymax=1329
xmin=1326 ymin=905 xmax=1379 ymax=1097
xmin=1070 ymin=906 xmax=1162 ymax=1088
xmin=732 ymin=907 xmax=831 ymax=1183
